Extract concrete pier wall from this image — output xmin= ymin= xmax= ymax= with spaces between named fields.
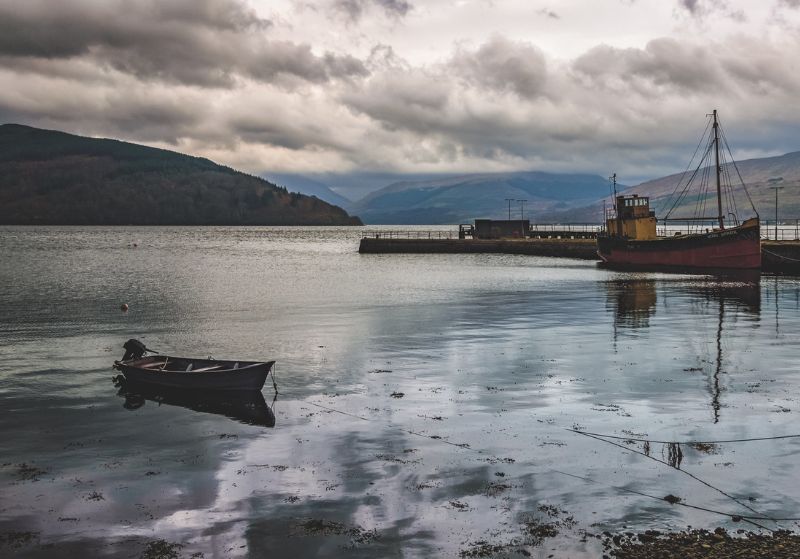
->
xmin=360 ymin=237 xmax=800 ymax=274
xmin=358 ymin=238 xmax=598 ymax=259
xmin=762 ymin=241 xmax=800 ymax=273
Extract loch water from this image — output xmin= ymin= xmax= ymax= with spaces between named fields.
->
xmin=2 ymin=226 xmax=800 ymax=558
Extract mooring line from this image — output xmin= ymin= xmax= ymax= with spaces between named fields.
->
xmin=305 ymin=400 xmax=478 ymax=451
xmin=762 ymin=248 xmax=800 ymax=263
xmin=568 ymin=429 xmax=777 ymax=525
xmin=565 ymin=428 xmax=800 ymax=446
xmin=551 ymin=469 xmax=774 ymax=532
xmin=303 ymin=397 xmax=794 ymax=529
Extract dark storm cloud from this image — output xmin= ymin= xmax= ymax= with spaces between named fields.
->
xmin=0 ymin=72 xmax=205 ymax=143
xmin=452 ymin=36 xmax=548 ymax=98
xmin=331 ymin=0 xmax=412 ymax=22
xmin=0 ymin=0 xmax=367 ymax=87
xmin=374 ymin=0 xmax=412 ymax=17
xmin=0 ymin=0 xmax=269 ymax=58
xmin=573 ymin=37 xmax=800 ymax=95
xmin=573 ymin=39 xmax=724 ymax=91
xmin=337 ymin=31 xmax=800 ymax=175
xmin=674 ymin=0 xmax=745 ymax=21
xmin=342 ymin=68 xmax=451 ymax=133
xmin=679 ymin=0 xmax=701 ymax=14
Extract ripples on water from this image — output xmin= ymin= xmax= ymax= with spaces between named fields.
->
xmin=2 ymin=226 xmax=800 ymax=557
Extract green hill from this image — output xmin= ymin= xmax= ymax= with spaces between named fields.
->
xmin=0 ymin=124 xmax=362 ymax=225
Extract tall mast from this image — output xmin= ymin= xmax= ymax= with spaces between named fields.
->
xmin=611 ymin=173 xmax=617 ymax=204
xmin=611 ymin=173 xmax=622 ymax=237
xmin=713 ymin=109 xmax=724 ymax=230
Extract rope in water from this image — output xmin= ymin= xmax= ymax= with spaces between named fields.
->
xmin=551 ymin=470 xmax=777 ymax=530
xmin=301 ymin=398 xmax=795 ymax=526
xmin=566 ymin=428 xmax=800 ymax=446
xmin=568 ymin=429 xmax=776 ymax=525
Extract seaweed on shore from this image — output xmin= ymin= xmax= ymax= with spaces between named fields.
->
xmin=605 ymin=528 xmax=800 ymax=559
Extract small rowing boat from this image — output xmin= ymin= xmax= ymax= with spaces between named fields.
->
xmin=113 ymin=339 xmax=276 ymax=392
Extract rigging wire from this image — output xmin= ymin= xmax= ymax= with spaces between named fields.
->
xmin=719 ymin=148 xmax=740 ymax=225
xmin=664 ymin=139 xmax=714 ymax=221
xmin=661 ymin=114 xmax=755 ymax=228
xmin=656 ymin=118 xmax=712 ymax=218
xmin=719 ymin=124 xmax=759 ymax=216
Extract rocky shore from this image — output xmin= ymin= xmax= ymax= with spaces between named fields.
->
xmin=605 ymin=528 xmax=800 ymax=558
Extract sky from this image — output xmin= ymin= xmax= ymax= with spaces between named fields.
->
xmin=1 ymin=0 xmax=800 ymax=185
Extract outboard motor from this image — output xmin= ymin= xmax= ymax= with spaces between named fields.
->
xmin=122 ymin=339 xmax=148 ymax=361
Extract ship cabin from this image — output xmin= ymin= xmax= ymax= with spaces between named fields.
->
xmin=606 ymin=194 xmax=657 ymax=240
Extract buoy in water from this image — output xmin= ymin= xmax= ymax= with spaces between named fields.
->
xmin=121 ymin=303 xmax=129 ymax=312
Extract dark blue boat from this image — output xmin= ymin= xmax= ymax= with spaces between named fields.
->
xmin=113 ymin=339 xmax=275 ymax=391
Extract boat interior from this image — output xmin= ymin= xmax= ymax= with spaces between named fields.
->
xmin=130 ymin=356 xmax=263 ymax=373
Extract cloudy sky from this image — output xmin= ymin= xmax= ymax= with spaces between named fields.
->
xmin=1 ymin=0 xmax=799 ymax=184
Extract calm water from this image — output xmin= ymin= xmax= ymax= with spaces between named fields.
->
xmin=2 ymin=226 xmax=800 ymax=558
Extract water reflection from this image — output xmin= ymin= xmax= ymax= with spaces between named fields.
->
xmin=682 ymin=278 xmax=759 ymax=424
xmin=606 ymin=277 xmax=761 ymax=423
xmin=114 ymin=376 xmax=276 ymax=427
xmin=607 ymin=276 xmax=761 ymax=330
xmin=7 ymin=228 xmax=800 ymax=557
xmin=607 ymin=279 xmax=657 ymax=329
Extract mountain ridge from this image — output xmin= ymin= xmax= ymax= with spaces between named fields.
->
xmin=349 ymin=171 xmax=619 ymax=224
xmin=0 ymin=124 xmax=362 ymax=225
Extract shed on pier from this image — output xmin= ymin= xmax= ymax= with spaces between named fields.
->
xmin=474 ymin=219 xmax=529 ymax=239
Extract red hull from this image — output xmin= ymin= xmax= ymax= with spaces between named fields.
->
xmin=597 ymin=220 xmax=761 ymax=270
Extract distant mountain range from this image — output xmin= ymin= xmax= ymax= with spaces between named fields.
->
xmin=270 ymin=150 xmax=800 ymax=225
xmin=557 ymin=150 xmax=800 ymax=223
xmin=270 ymin=171 xmax=618 ymax=224
xmin=0 ymin=124 xmax=361 ymax=225
xmin=266 ymin=173 xmax=354 ymax=211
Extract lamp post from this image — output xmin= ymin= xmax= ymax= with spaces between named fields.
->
xmin=518 ymin=199 xmax=528 ymax=238
xmin=770 ymin=186 xmax=784 ymax=240
xmin=505 ymin=198 xmax=514 ymax=220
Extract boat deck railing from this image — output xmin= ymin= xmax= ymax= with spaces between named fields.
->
xmin=650 ymin=218 xmax=800 ymax=240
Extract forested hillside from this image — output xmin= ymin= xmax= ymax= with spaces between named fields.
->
xmin=0 ymin=124 xmax=362 ymax=225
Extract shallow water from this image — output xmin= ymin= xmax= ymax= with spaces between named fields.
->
xmin=2 ymin=226 xmax=800 ymax=558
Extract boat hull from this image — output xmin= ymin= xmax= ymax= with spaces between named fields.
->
xmin=114 ymin=356 xmax=275 ymax=391
xmin=597 ymin=220 xmax=761 ymax=270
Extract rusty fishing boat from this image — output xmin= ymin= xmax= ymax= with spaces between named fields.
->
xmin=597 ymin=110 xmax=760 ymax=270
